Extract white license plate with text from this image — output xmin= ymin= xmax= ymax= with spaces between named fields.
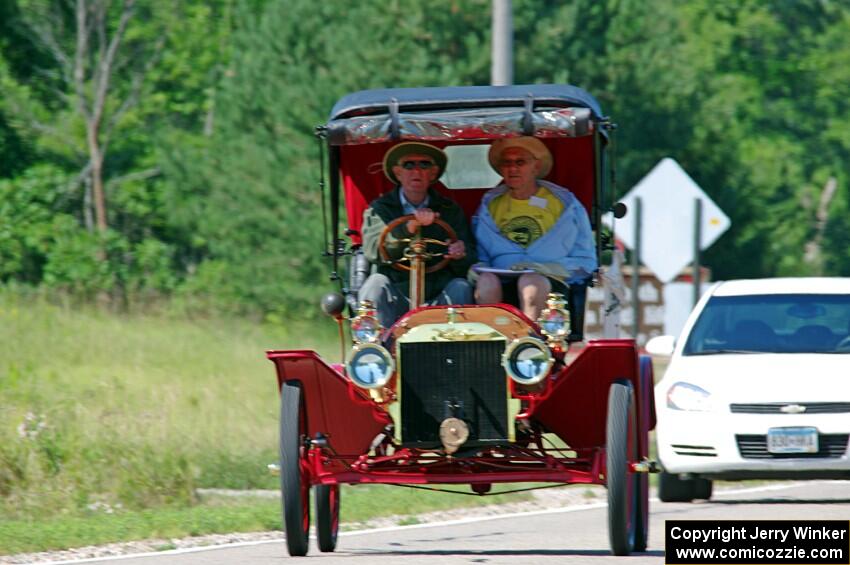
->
xmin=767 ymin=427 xmax=818 ymax=454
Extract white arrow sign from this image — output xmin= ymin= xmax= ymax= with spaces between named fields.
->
xmin=610 ymin=158 xmax=730 ymax=283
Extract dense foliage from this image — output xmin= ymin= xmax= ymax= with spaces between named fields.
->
xmin=2 ymin=0 xmax=849 ymax=316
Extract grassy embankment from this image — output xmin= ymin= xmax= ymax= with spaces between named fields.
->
xmin=0 ymin=293 xmax=534 ymax=555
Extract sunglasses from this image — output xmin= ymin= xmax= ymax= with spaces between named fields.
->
xmin=399 ymin=160 xmax=436 ymax=170
xmin=499 ymin=158 xmax=533 ymax=168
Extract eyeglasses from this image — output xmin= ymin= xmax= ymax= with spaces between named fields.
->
xmin=399 ymin=160 xmax=436 ymax=170
xmin=499 ymin=158 xmax=534 ymax=168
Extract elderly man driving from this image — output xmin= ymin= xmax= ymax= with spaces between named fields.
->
xmin=359 ymin=142 xmax=476 ymax=327
xmin=473 ymin=137 xmax=596 ymax=319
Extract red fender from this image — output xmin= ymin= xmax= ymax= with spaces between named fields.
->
xmin=268 ymin=350 xmax=391 ymax=456
xmin=528 ymin=339 xmax=641 ymax=450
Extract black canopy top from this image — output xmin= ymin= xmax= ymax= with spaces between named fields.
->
xmin=328 ymin=84 xmax=604 ymax=122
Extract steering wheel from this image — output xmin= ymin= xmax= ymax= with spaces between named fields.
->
xmin=377 ymin=214 xmax=458 ymax=273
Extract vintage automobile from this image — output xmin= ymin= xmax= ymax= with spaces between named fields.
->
xmin=267 ymin=84 xmax=657 ymax=556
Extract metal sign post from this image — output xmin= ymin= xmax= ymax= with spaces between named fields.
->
xmin=631 ymin=197 xmax=642 ymax=340
xmin=693 ymin=198 xmax=702 ymax=307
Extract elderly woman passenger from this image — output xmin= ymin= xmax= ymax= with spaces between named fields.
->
xmin=472 ymin=137 xmax=596 ymax=319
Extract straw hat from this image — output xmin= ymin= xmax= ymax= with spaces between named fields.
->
xmin=382 ymin=142 xmax=447 ymax=185
xmin=488 ymin=137 xmax=553 ymax=178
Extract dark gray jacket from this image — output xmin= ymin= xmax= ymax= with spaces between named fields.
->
xmin=362 ymin=187 xmax=476 ymax=301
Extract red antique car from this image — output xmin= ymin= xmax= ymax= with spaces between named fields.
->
xmin=267 ymin=84 xmax=656 ymax=556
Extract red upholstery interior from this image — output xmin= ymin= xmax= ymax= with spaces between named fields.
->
xmin=341 ymin=137 xmax=596 ymax=245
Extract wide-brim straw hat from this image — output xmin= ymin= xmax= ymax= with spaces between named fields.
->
xmin=488 ymin=137 xmax=553 ymax=178
xmin=383 ymin=142 xmax=447 ymax=185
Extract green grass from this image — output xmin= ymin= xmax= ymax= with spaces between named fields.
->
xmin=0 ymin=291 xmax=340 ymax=551
xmin=0 ymin=499 xmax=282 ymax=555
xmin=0 ymin=292 xmax=540 ymax=555
xmin=0 ymin=483 xmax=535 ymax=554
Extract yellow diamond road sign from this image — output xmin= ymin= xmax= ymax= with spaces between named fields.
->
xmin=610 ymin=158 xmax=730 ymax=283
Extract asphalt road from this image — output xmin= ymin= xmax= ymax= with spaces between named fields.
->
xmin=59 ymin=481 xmax=850 ymax=565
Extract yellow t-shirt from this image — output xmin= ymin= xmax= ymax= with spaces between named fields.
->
xmin=488 ymin=186 xmax=564 ymax=247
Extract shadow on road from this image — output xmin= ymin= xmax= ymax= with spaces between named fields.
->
xmin=708 ymin=498 xmax=850 ymax=505
xmin=352 ymin=548 xmax=665 ymax=558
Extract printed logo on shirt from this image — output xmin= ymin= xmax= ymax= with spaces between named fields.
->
xmin=501 ymin=216 xmax=542 ymax=247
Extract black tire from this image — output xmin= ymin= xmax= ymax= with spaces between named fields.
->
xmin=280 ymin=382 xmax=310 ymax=556
xmin=315 ymin=484 xmax=340 ymax=552
xmin=606 ymin=380 xmax=638 ymax=556
xmin=658 ymin=471 xmax=696 ymax=503
xmin=633 ymin=357 xmax=653 ymax=552
xmin=633 ymin=473 xmax=649 ymax=551
xmin=694 ymin=478 xmax=713 ymax=500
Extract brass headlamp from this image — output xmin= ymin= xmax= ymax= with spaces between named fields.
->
xmin=537 ymin=292 xmax=571 ymax=343
xmin=350 ymin=300 xmax=382 ymax=344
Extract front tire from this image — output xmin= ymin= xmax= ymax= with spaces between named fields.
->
xmin=633 ymin=357 xmax=653 ymax=552
xmin=280 ymin=382 xmax=310 ymax=556
xmin=607 ymin=380 xmax=638 ymax=556
xmin=315 ymin=484 xmax=340 ymax=552
xmin=694 ymin=478 xmax=713 ymax=500
xmin=658 ymin=471 xmax=696 ymax=502
xmin=633 ymin=472 xmax=649 ymax=551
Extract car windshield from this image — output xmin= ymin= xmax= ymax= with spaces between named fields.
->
xmin=683 ymin=294 xmax=850 ymax=355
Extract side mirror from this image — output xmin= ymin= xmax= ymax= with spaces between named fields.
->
xmin=320 ymin=292 xmax=346 ymax=318
xmin=612 ymin=202 xmax=627 ymax=219
xmin=645 ymin=335 xmax=676 ymax=356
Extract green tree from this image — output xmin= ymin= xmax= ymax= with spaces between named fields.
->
xmin=519 ymin=0 xmax=850 ymax=280
xmin=163 ymin=0 xmax=493 ymax=316
xmin=0 ymin=0 xmax=241 ymax=297
xmin=3 ymin=0 xmax=850 ymax=310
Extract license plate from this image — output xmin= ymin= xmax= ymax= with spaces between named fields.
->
xmin=767 ymin=427 xmax=818 ymax=454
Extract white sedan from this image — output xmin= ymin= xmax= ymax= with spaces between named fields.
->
xmin=648 ymin=277 xmax=850 ymax=502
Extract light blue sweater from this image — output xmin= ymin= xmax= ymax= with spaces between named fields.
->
xmin=472 ymin=180 xmax=597 ymax=283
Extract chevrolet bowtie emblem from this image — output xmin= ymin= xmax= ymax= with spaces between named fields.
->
xmin=780 ymin=404 xmax=806 ymax=414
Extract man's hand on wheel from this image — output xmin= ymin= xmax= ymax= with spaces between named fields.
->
xmin=446 ymin=240 xmax=466 ymax=260
xmin=406 ymin=208 xmax=438 ymax=234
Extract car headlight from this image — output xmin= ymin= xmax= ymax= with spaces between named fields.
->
xmin=350 ymin=301 xmax=382 ymax=344
xmin=502 ymin=337 xmax=554 ymax=385
xmin=346 ymin=343 xmax=394 ymax=389
xmin=666 ymin=381 xmax=712 ymax=412
xmin=537 ymin=293 xmax=570 ymax=341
